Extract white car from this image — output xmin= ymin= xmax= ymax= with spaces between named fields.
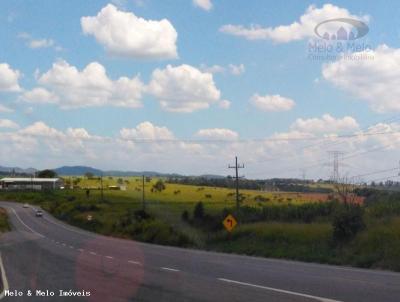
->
xmin=35 ymin=210 xmax=43 ymax=217
xmin=23 ymin=203 xmax=29 ymax=208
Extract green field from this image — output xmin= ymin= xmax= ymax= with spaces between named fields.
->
xmin=1 ymin=177 xmax=400 ymax=271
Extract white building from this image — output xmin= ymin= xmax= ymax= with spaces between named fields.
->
xmin=0 ymin=178 xmax=63 ymax=190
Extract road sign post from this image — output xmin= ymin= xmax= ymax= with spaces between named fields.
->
xmin=223 ymin=214 xmax=237 ymax=233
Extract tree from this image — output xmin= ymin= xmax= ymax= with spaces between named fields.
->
xmin=37 ymin=169 xmax=57 ymax=178
xmin=85 ymin=172 xmax=94 ymax=179
xmin=153 ymin=180 xmax=166 ymax=192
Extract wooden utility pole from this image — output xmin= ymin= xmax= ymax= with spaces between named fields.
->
xmin=142 ymin=175 xmax=146 ymax=211
xmin=229 ymin=156 xmax=244 ymax=211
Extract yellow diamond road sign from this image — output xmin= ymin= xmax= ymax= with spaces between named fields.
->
xmin=223 ymin=214 xmax=237 ymax=232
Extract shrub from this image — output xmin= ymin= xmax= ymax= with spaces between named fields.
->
xmin=181 ymin=210 xmax=189 ymax=221
xmin=193 ymin=202 xmax=204 ymax=220
xmin=332 ymin=204 xmax=365 ymax=243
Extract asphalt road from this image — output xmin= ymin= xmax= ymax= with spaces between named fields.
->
xmin=0 ymin=201 xmax=399 ymax=302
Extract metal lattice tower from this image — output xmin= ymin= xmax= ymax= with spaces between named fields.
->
xmin=328 ymin=151 xmax=344 ymax=182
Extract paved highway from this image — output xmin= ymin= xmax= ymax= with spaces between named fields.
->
xmin=0 ymin=201 xmax=399 ymax=302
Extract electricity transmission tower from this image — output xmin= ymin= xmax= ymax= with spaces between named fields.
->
xmin=229 ymin=156 xmax=244 ymax=211
xmin=328 ymin=151 xmax=344 ymax=182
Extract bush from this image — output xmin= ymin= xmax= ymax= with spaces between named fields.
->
xmin=193 ymin=202 xmax=204 ymax=220
xmin=332 ymin=204 xmax=365 ymax=243
xmin=181 ymin=210 xmax=189 ymax=221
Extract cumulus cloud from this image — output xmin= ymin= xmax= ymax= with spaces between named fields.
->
xmin=0 ymin=119 xmax=19 ymax=129
xmin=322 ymin=44 xmax=400 ymax=113
xmin=81 ymin=4 xmax=178 ymax=59
xmin=220 ymin=4 xmax=368 ymax=43
xmin=250 ymin=94 xmax=295 ymax=112
xmin=147 ymin=64 xmax=223 ymax=113
xmin=290 ymin=114 xmax=359 ymax=134
xmin=120 ymin=121 xmax=175 ymax=140
xmin=196 ymin=128 xmax=238 ymax=140
xmin=193 ymin=0 xmax=213 ymax=11
xmin=32 ymin=60 xmax=144 ymax=109
xmin=20 ymin=87 xmax=59 ymax=104
xmin=218 ymin=99 xmax=231 ymax=109
xmin=0 ymin=63 xmax=21 ymax=92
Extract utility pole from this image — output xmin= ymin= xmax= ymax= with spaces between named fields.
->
xmin=142 ymin=175 xmax=146 ymax=211
xmin=229 ymin=156 xmax=244 ymax=211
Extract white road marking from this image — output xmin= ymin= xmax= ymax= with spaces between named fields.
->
xmin=42 ymin=215 xmax=92 ymax=237
xmin=161 ymin=267 xmax=180 ymax=272
xmin=105 ymin=256 xmax=114 ymax=259
xmin=218 ymin=278 xmax=343 ymax=302
xmin=0 ymin=253 xmax=10 ymax=301
xmin=69 ymin=246 xmax=74 ymax=249
xmin=9 ymin=207 xmax=45 ymax=238
xmin=62 ymin=243 xmax=66 ymax=246
xmin=90 ymin=252 xmax=97 ymax=256
xmin=78 ymin=249 xmax=84 ymax=252
xmin=128 ymin=260 xmax=142 ymax=266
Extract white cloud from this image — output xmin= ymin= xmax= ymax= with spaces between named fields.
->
xmin=20 ymin=121 xmax=64 ymax=138
xmin=229 ymin=64 xmax=245 ymax=75
xmin=218 ymin=99 xmax=231 ymax=109
xmin=81 ymin=4 xmax=178 ymax=59
xmin=290 ymin=114 xmax=359 ymax=134
xmin=0 ymin=119 xmax=19 ymax=129
xmin=29 ymin=39 xmax=55 ymax=49
xmin=250 ymin=94 xmax=295 ymax=112
xmin=0 ymin=63 xmax=21 ymax=92
xmin=193 ymin=0 xmax=213 ymax=11
xmin=220 ymin=4 xmax=368 ymax=43
xmin=196 ymin=128 xmax=238 ymax=140
xmin=18 ymin=32 xmax=59 ymax=50
xmin=20 ymin=88 xmax=59 ymax=104
xmin=199 ymin=64 xmax=225 ymax=74
xmin=34 ymin=60 xmax=144 ymax=109
xmin=199 ymin=63 xmax=245 ymax=76
xmin=322 ymin=44 xmax=400 ymax=113
xmin=0 ymin=104 xmax=13 ymax=113
xmin=147 ymin=64 xmax=223 ymax=113
xmin=120 ymin=122 xmax=174 ymax=140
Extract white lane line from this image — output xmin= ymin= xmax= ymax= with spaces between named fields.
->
xmin=62 ymin=243 xmax=66 ymax=246
xmin=78 ymin=249 xmax=84 ymax=252
xmin=42 ymin=215 xmax=92 ymax=237
xmin=0 ymin=253 xmax=10 ymax=301
xmin=9 ymin=207 xmax=45 ymax=238
xmin=161 ymin=267 xmax=180 ymax=272
xmin=105 ymin=256 xmax=114 ymax=259
xmin=128 ymin=260 xmax=142 ymax=266
xmin=69 ymin=246 xmax=74 ymax=249
xmin=218 ymin=278 xmax=342 ymax=302
xmin=90 ymin=252 xmax=97 ymax=256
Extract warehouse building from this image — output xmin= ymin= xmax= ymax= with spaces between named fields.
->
xmin=0 ymin=178 xmax=63 ymax=190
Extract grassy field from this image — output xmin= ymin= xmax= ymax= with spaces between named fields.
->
xmin=0 ymin=177 xmax=399 ymax=271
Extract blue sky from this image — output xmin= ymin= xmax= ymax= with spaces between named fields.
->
xmin=1 ymin=1 xmax=400 ymax=179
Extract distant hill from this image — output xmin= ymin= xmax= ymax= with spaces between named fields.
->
xmin=53 ymin=166 xmax=103 ymax=176
xmin=0 ymin=165 xmax=37 ymax=175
